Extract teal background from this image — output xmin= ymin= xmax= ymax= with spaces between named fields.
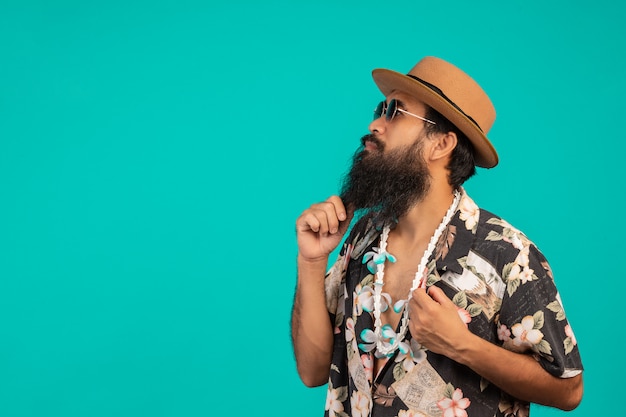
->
xmin=0 ymin=1 xmax=622 ymax=416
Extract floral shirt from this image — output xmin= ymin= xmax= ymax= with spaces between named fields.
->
xmin=323 ymin=190 xmax=583 ymax=417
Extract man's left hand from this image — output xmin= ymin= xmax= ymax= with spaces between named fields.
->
xmin=407 ymin=286 xmax=470 ymax=360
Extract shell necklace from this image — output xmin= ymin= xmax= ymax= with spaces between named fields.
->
xmin=372 ymin=190 xmax=461 ymax=356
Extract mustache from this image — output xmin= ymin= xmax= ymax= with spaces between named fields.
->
xmin=360 ymin=134 xmax=384 ymax=150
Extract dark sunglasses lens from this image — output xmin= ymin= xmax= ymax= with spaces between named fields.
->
xmin=386 ymin=99 xmax=397 ymax=121
xmin=374 ymin=101 xmax=384 ymax=120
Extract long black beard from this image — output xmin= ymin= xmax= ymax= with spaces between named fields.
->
xmin=340 ymin=134 xmax=431 ymax=226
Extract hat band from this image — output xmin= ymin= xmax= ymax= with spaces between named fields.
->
xmin=406 ymin=74 xmax=483 ymax=132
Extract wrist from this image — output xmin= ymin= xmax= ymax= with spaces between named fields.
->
xmin=297 ymin=254 xmax=329 ymax=286
xmin=297 ymin=253 xmax=330 ymax=267
xmin=450 ymin=330 xmax=484 ymax=366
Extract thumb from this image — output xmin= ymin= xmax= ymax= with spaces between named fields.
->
xmin=427 ymin=286 xmax=453 ymax=306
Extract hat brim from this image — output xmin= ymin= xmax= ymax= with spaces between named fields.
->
xmin=372 ymin=68 xmax=498 ymax=168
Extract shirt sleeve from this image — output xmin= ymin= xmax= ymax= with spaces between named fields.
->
xmin=496 ymin=243 xmax=583 ymax=378
xmin=324 ymin=250 xmax=347 ymax=317
xmin=324 ymin=216 xmax=373 ymax=329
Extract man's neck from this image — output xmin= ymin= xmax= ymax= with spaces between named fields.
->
xmin=392 ymin=184 xmax=457 ymax=248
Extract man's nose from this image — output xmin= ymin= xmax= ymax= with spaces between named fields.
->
xmin=369 ymin=115 xmax=386 ymax=135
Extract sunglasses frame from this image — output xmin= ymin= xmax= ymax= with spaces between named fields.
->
xmin=374 ymin=99 xmax=437 ymax=125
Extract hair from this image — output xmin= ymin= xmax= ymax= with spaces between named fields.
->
xmin=423 ymin=107 xmax=476 ymax=187
xmin=340 ymin=135 xmax=430 ymax=227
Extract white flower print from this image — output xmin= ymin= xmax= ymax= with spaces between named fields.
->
xmin=394 ymin=338 xmax=427 ymax=373
xmin=355 ymin=285 xmax=391 ymax=314
xmin=350 ymin=390 xmax=371 ymax=417
xmin=511 ymin=316 xmax=544 ymax=348
xmin=509 ymin=233 xmax=524 ymax=251
xmin=515 ymin=246 xmax=530 ymax=267
xmin=325 ymin=385 xmax=347 ymax=417
xmin=459 ymin=197 xmax=479 ymax=231
xmin=507 ymin=263 xmax=536 ymax=287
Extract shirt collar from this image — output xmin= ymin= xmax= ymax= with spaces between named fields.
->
xmin=435 ymin=189 xmax=479 ymax=276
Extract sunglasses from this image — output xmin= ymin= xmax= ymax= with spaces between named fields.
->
xmin=373 ymin=99 xmax=436 ymax=125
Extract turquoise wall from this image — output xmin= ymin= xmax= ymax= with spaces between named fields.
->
xmin=1 ymin=1 xmax=623 ymax=415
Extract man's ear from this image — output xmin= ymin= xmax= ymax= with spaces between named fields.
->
xmin=429 ymin=131 xmax=457 ymax=162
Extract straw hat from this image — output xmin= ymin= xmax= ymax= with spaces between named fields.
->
xmin=372 ymin=56 xmax=498 ymax=168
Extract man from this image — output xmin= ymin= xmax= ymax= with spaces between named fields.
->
xmin=291 ymin=56 xmax=583 ymax=416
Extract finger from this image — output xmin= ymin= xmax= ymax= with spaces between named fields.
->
xmin=296 ymin=210 xmax=328 ymax=234
xmin=413 ymin=288 xmax=430 ymax=304
xmin=297 ymin=197 xmax=350 ymax=236
xmin=325 ymin=196 xmax=347 ymax=222
xmin=427 ymin=286 xmax=453 ymax=306
xmin=411 ymin=288 xmax=432 ymax=306
xmin=311 ymin=199 xmax=343 ymax=234
xmin=296 ymin=212 xmax=318 ymax=233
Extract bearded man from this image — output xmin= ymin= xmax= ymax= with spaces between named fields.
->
xmin=291 ymin=56 xmax=583 ymax=416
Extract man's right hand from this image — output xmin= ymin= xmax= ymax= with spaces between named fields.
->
xmin=293 ymin=196 xmax=353 ymax=386
xmin=296 ymin=196 xmax=354 ymax=262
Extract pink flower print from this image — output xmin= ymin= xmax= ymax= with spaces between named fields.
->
xmin=565 ymin=324 xmax=577 ymax=346
xmin=497 ymin=324 xmax=511 ymax=342
xmin=457 ymin=308 xmax=471 ymax=326
xmin=437 ymin=388 xmax=471 ymax=417
xmin=519 ymin=268 xmax=534 ymax=284
xmin=361 ymin=354 xmax=373 ymax=383
xmin=346 ymin=318 xmax=355 ymax=343
xmin=511 ymin=316 xmax=544 ymax=348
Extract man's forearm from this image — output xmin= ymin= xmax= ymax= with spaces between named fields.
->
xmin=291 ymin=255 xmax=334 ymax=387
xmin=454 ymin=333 xmax=583 ymax=410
